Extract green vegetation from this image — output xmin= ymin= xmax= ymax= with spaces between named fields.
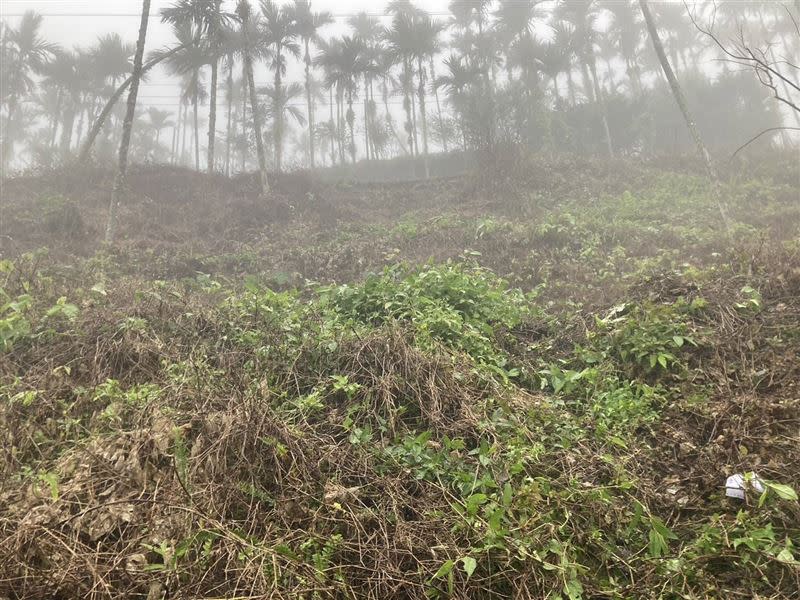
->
xmin=1 ymin=163 xmax=799 ymax=599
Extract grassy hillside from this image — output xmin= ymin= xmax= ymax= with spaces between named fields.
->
xmin=1 ymin=157 xmax=799 ymax=599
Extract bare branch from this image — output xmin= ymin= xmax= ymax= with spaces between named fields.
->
xmin=731 ymin=127 xmax=800 ymax=159
xmin=686 ymin=1 xmax=800 ymax=114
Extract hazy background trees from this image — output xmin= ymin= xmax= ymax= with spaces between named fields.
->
xmin=1 ymin=0 xmax=797 ymax=177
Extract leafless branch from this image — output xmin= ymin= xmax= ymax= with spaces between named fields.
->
xmin=685 ymin=1 xmax=800 ymax=114
xmin=785 ymin=4 xmax=800 ymax=39
xmin=731 ymin=127 xmax=800 ymax=159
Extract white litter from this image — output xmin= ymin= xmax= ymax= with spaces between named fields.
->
xmin=725 ymin=473 xmax=765 ymax=500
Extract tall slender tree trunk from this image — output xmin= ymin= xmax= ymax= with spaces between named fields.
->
xmin=363 ymin=76 xmax=371 ymax=161
xmin=368 ymin=79 xmax=377 ymax=158
xmin=409 ymin=60 xmax=419 ymax=157
xmin=346 ymin=85 xmax=356 ymax=163
xmin=106 ymin=0 xmax=151 ymax=244
xmin=79 ymin=41 xmax=190 ymax=164
xmin=402 ymin=61 xmax=414 ymax=159
xmin=274 ymin=48 xmax=283 ymax=173
xmin=417 ymin=56 xmax=430 ymax=179
xmin=430 ymin=58 xmax=447 ymax=152
xmin=182 ymin=102 xmax=189 ymax=165
xmin=171 ymin=101 xmax=180 ymax=164
xmin=193 ymin=84 xmax=200 ymax=171
xmin=75 ymin=102 xmax=86 ymax=149
xmin=337 ymin=89 xmax=345 ymax=164
xmin=604 ymin=56 xmax=616 ymax=93
xmin=51 ymin=90 xmax=63 ymax=149
xmin=384 ymin=75 xmax=408 ymax=157
xmin=640 ymin=0 xmax=715 ymax=179
xmin=580 ymin=61 xmax=595 ymax=102
xmin=329 ymin=87 xmax=336 ymax=165
xmin=626 ymin=56 xmax=643 ymax=98
xmin=640 ymin=0 xmax=728 ymax=229
xmin=566 ymin=68 xmax=576 ymax=105
xmin=59 ymin=103 xmax=76 ymax=157
xmin=0 ymin=97 xmax=17 ymax=171
xmin=304 ymin=39 xmax=316 ymax=169
xmin=239 ymin=0 xmax=269 ymax=195
xmin=207 ymin=57 xmax=218 ymax=173
xmin=588 ymin=53 xmax=614 ymax=157
xmin=225 ymin=61 xmax=234 ymax=176
xmin=241 ymin=61 xmax=248 ymax=173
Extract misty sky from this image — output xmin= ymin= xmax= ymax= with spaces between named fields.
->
xmin=1 ymin=1 xmax=455 ymax=49
xmin=1 ymin=0 xmax=462 ymax=114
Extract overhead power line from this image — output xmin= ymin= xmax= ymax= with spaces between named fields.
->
xmin=1 ymin=11 xmax=452 ymax=18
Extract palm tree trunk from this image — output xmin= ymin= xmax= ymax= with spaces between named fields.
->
xmin=588 ymin=53 xmax=614 ymax=157
xmin=79 ymin=40 xmax=190 ymax=164
xmin=580 ymin=61 xmax=595 ymax=102
xmin=329 ymin=87 xmax=336 ymax=165
xmin=363 ymin=76 xmax=370 ymax=161
xmin=566 ymin=68 xmax=576 ymax=105
xmin=51 ymin=90 xmax=63 ymax=149
xmin=59 ymin=103 xmax=76 ymax=157
xmin=626 ymin=56 xmax=643 ymax=98
xmin=408 ymin=60 xmax=419 ymax=157
xmin=640 ymin=0 xmax=715 ymax=179
xmin=604 ymin=56 xmax=616 ymax=93
xmin=274 ymin=48 xmax=283 ymax=173
xmin=106 ymin=0 xmax=151 ymax=244
xmin=243 ymin=27 xmax=269 ymax=195
xmin=430 ymin=58 xmax=447 ymax=152
xmin=0 ymin=102 xmax=16 ymax=172
xmin=369 ymin=80 xmax=377 ymax=158
xmin=383 ymin=75 xmax=408 ymax=157
xmin=402 ymin=61 xmax=414 ymax=159
xmin=193 ymin=84 xmax=200 ymax=171
xmin=347 ymin=85 xmax=356 ymax=163
xmin=225 ymin=61 xmax=234 ymax=176
xmin=337 ymin=88 xmax=345 ymax=164
xmin=640 ymin=0 xmax=728 ymax=229
xmin=75 ymin=102 xmax=86 ymax=149
xmin=304 ymin=40 xmax=316 ymax=169
xmin=171 ymin=101 xmax=180 ymax=164
xmin=241 ymin=61 xmax=248 ymax=173
xmin=207 ymin=57 xmax=218 ymax=173
xmin=417 ymin=57 xmax=430 ymax=179
xmin=182 ymin=102 xmax=189 ymax=165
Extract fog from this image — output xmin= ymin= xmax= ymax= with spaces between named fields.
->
xmin=1 ymin=0 xmax=797 ymax=176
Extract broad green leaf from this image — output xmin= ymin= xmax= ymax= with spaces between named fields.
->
xmin=765 ymin=481 xmax=798 ymax=501
xmin=433 ymin=559 xmax=455 ymax=579
xmin=608 ymin=435 xmax=628 ymax=449
xmin=502 ymin=482 xmax=513 ymax=508
xmin=776 ymin=548 xmax=798 ymax=565
xmin=651 ymin=517 xmax=678 ymax=539
xmin=648 ymin=529 xmax=667 ymax=558
xmin=461 ymin=556 xmax=477 ymax=578
xmin=564 ymin=578 xmax=584 ymax=600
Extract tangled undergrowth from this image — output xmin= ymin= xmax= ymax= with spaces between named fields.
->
xmin=1 ymin=158 xmax=799 ymax=599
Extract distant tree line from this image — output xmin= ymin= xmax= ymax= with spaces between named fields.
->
xmin=1 ymin=0 xmax=797 ymax=177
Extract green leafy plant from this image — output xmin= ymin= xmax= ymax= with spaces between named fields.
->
xmin=0 ymin=292 xmax=32 ymax=352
